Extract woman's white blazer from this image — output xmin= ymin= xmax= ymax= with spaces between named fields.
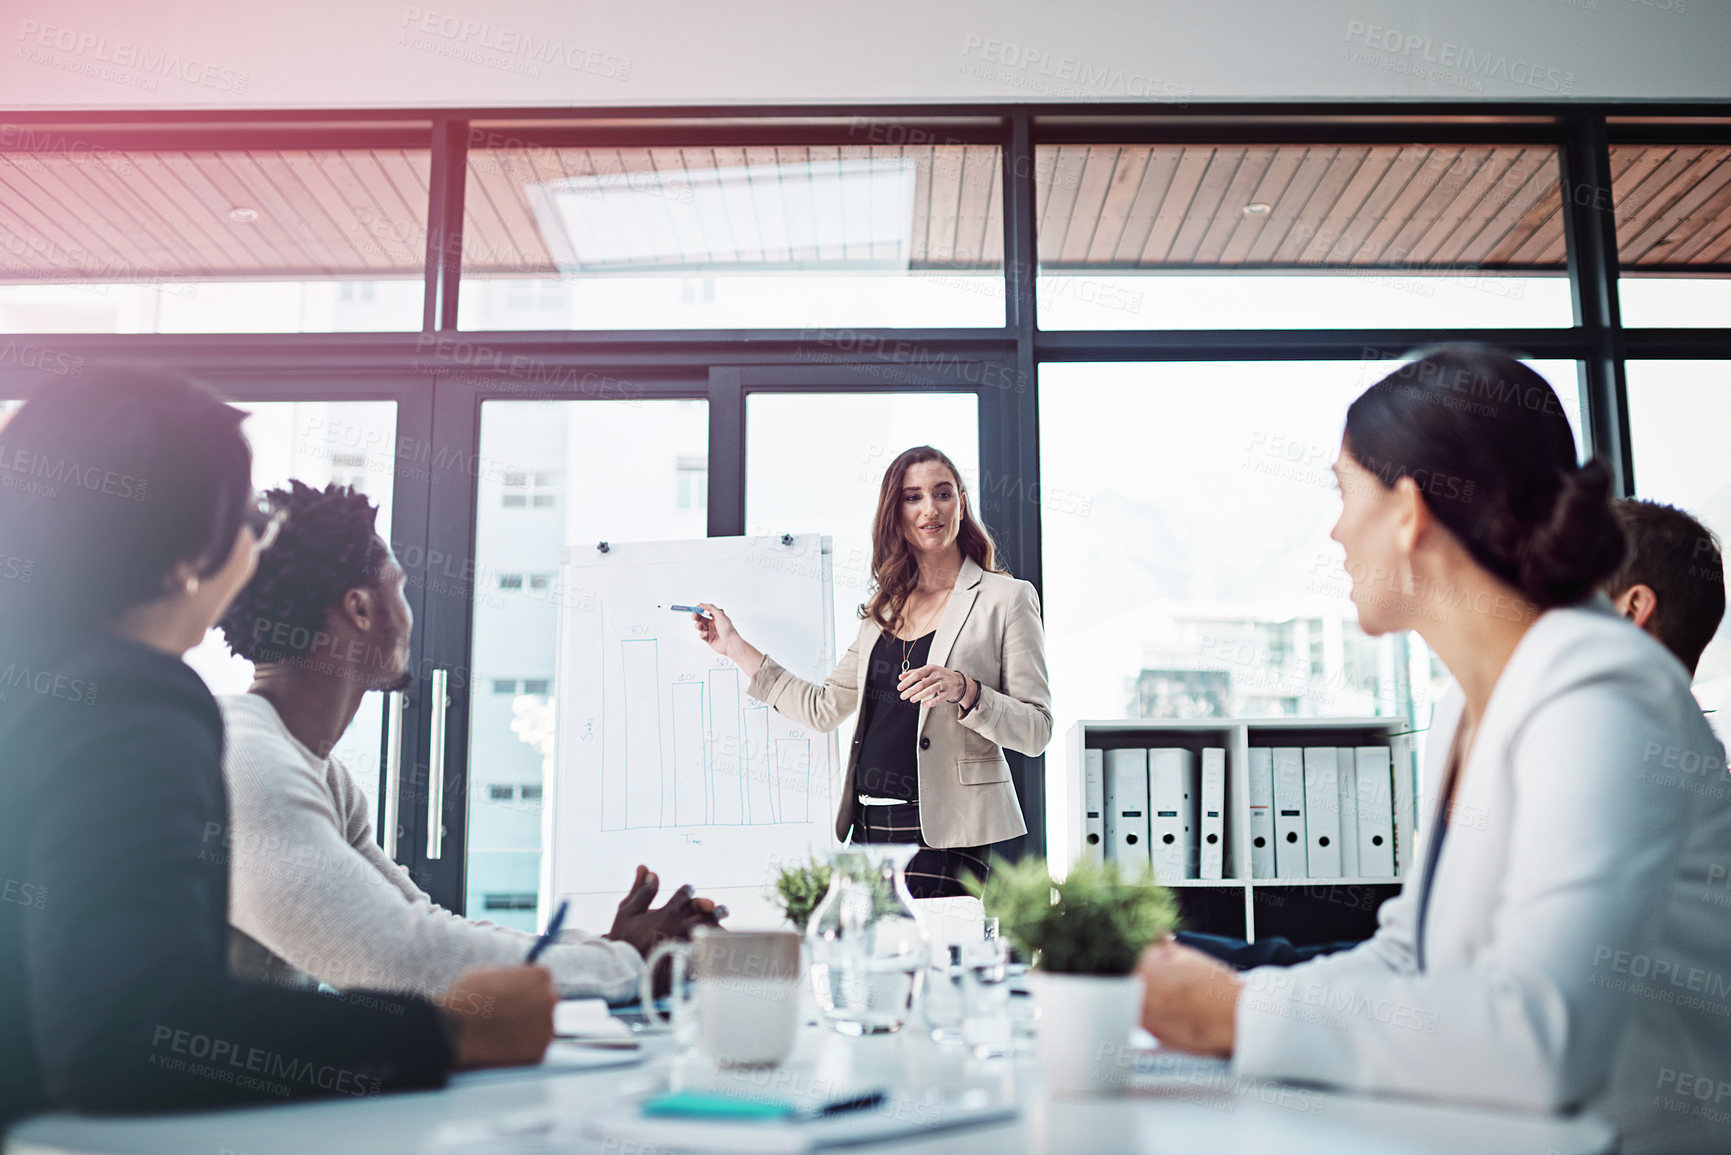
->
xmin=1233 ymin=599 xmax=1731 ymax=1154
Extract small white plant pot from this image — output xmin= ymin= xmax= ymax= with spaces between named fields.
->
xmin=1027 ymin=971 xmax=1145 ymax=1095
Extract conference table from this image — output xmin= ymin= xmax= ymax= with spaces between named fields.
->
xmin=6 ymin=1023 xmax=1616 ymax=1155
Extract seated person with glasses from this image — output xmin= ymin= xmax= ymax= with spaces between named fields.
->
xmin=0 ymin=372 xmax=554 ymax=1135
xmin=215 ymin=480 xmax=724 ymax=1002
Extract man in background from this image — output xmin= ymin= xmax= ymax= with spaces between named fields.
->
xmin=1605 ymin=498 xmax=1725 ymax=681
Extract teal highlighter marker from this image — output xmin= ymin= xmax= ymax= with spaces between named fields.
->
xmin=641 ymin=1089 xmax=887 ymax=1120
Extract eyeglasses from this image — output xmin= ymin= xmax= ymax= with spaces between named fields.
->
xmin=244 ymin=494 xmax=288 ymax=552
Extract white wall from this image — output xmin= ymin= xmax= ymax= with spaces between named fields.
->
xmin=1 ymin=0 xmax=1725 ymax=111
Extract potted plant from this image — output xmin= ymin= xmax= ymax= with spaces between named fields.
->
xmin=970 ymin=856 xmax=1178 ymax=1094
xmin=767 ymin=853 xmax=832 ymax=934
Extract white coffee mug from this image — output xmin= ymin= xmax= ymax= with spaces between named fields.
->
xmin=641 ymin=927 xmax=802 ymax=1068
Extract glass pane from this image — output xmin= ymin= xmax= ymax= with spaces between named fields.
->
xmin=1035 ymin=143 xmax=1572 ymax=329
xmin=466 ymin=398 xmax=708 ymax=930
xmin=182 ymin=401 xmax=399 ymax=820
xmin=1626 ymin=361 xmax=1731 ymax=735
xmin=1619 ymin=278 xmax=1731 ymax=327
xmin=0 ymin=146 xmax=430 ymax=332
xmin=458 ymin=143 xmax=1004 ymax=329
xmin=746 ymin=392 xmax=981 ymax=772
xmin=1038 ymin=358 xmax=1582 ymax=862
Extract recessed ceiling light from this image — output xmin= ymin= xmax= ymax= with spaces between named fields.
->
xmin=1242 ymin=203 xmax=1272 ymax=216
xmin=229 ymin=207 xmax=259 ymax=223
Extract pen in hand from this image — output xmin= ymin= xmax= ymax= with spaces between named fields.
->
xmin=526 ymin=899 xmax=569 ymax=965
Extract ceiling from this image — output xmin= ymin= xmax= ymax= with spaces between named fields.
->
xmin=0 ymin=141 xmax=1725 ymax=282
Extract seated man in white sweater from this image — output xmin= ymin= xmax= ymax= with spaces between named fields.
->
xmin=214 ymin=480 xmax=724 ymax=1002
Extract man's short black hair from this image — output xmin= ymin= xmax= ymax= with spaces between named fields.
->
xmin=219 ymin=480 xmax=391 ymax=664
xmin=1604 ymin=498 xmax=1726 ymax=675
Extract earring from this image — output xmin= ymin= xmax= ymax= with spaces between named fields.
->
xmin=184 ymin=575 xmax=200 ymax=595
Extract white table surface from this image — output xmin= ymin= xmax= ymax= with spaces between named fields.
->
xmin=6 ymin=1027 xmax=1615 ymax=1155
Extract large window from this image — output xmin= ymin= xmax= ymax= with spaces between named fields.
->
xmin=1038 ymin=359 xmax=1584 ymax=849
xmin=1034 ymin=143 xmax=1573 ymax=329
xmin=457 ymin=136 xmax=1005 ymax=329
xmin=5 ymin=107 xmax=1726 ymax=900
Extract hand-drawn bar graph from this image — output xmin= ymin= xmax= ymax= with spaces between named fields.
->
xmin=608 ymin=637 xmax=809 ymax=830
xmin=670 ymin=682 xmax=707 ymax=826
xmin=775 ymin=739 xmax=811 ymax=823
xmin=709 ymin=669 xmax=745 ymax=825
xmin=619 ymin=639 xmax=663 ymax=829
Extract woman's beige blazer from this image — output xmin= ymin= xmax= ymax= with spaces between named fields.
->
xmin=746 ymin=556 xmax=1052 ymax=848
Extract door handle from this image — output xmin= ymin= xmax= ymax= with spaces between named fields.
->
xmin=382 ymin=689 xmax=405 ymax=859
xmin=427 ymin=668 xmax=450 ymax=860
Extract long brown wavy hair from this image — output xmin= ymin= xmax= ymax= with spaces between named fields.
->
xmin=861 ymin=446 xmax=1004 ymax=631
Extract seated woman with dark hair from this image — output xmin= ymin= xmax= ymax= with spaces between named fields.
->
xmin=0 ymin=371 xmax=555 ymax=1133
xmin=1135 ymin=348 xmax=1731 ymax=1155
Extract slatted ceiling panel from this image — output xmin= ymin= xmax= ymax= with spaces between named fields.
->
xmin=57 ymin=157 xmax=172 ymax=270
xmin=1109 ymin=148 xmax=1173 ymax=264
xmin=1302 ymin=146 xmax=1392 ymax=264
xmin=1616 ymin=146 xmax=1731 ymax=268
xmin=1052 ymin=147 xmax=1107 ymax=264
xmin=1393 ymin=147 xmax=1499 ymax=263
xmin=1402 ymin=147 xmax=1499 ymax=266
xmin=1085 ymin=147 xmax=1142 ymax=264
xmin=1141 ymin=147 xmax=1211 ymax=263
xmin=1345 ymin=147 xmax=1441 ymax=265
xmin=1471 ymin=158 xmax=1561 ymax=265
xmin=1166 ymin=148 xmax=1241 ymax=263
xmin=124 ymin=154 xmax=249 ymax=272
xmin=1241 ymin=148 xmax=1327 ymax=264
xmin=1622 ymin=155 xmax=1731 ymax=264
xmin=1653 ymin=170 xmax=1731 ymax=265
xmin=1057 ymin=147 xmax=1119 ymax=265
xmin=0 ymin=159 xmax=94 ymax=271
xmin=1270 ymin=146 xmax=1365 ymax=264
xmin=903 ymin=146 xmax=933 ymax=267
xmin=742 ymin=146 xmax=786 ymax=264
xmin=34 ymin=157 xmax=163 ymax=273
xmin=844 ymin=144 xmax=880 ymax=265
xmin=280 ymin=153 xmax=386 ymax=273
xmin=981 ymin=152 xmax=1005 ymax=266
xmin=1219 ymin=148 xmax=1300 ymax=264
xmin=1036 ymin=146 xmax=1090 ymax=262
xmin=1198 ymin=146 xmax=1275 ymax=264
xmin=924 ymin=143 xmax=963 ymax=266
xmin=1615 ymin=147 xmax=1707 ymax=240
xmin=778 ymin=146 xmax=819 ymax=265
xmin=648 ymin=149 xmax=702 ymax=267
xmin=953 ymin=144 xmax=997 ymax=269
xmin=1436 ymin=148 xmax=1548 ymax=266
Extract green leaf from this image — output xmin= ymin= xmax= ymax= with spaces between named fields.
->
xmin=966 ymin=856 xmax=1179 ymax=976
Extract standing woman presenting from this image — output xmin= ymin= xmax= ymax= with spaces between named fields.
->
xmin=694 ymin=446 xmax=1051 ymax=898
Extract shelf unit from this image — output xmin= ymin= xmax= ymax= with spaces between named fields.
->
xmin=1065 ymin=717 xmax=1420 ymax=943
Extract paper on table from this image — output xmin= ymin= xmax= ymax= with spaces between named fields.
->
xmin=555 ymin=998 xmax=635 ymax=1041
xmin=447 ymin=1041 xmax=645 ymax=1088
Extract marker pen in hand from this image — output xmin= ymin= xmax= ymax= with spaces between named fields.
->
xmin=663 ymin=604 xmax=714 ymax=619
